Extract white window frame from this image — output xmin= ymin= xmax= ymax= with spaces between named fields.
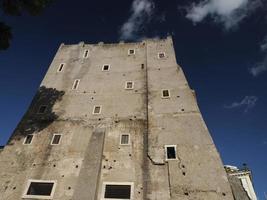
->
xmin=22 ymin=179 xmax=57 ymax=199
xmin=83 ymin=49 xmax=89 ymax=58
xmin=164 ymin=145 xmax=177 ymax=161
xmin=101 ymin=182 xmax=134 ymax=200
xmin=102 ymin=64 xmax=110 ymax=71
xmin=57 ymin=63 xmax=65 ymax=72
xmin=92 ymin=105 xmax=102 ymax=115
xmin=158 ymin=52 xmax=166 ymax=59
xmin=37 ymin=105 xmax=47 ymax=114
xmin=125 ymin=81 xmax=134 ymax=90
xmin=120 ymin=134 xmax=130 ymax=145
xmin=50 ymin=134 xmax=62 ymax=145
xmin=72 ymin=79 xmax=80 ymax=90
xmin=161 ymin=89 xmax=170 ymax=98
xmin=128 ymin=49 xmax=135 ymax=55
xmin=23 ymin=134 xmax=34 ymax=145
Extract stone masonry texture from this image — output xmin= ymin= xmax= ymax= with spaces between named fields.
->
xmin=0 ymin=37 xmax=235 ymax=200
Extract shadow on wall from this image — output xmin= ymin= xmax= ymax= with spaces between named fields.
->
xmin=8 ymin=86 xmax=65 ymax=144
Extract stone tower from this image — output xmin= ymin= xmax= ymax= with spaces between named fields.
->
xmin=0 ymin=37 xmax=234 ymax=200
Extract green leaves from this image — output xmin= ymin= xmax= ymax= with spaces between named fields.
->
xmin=0 ymin=22 xmax=12 ymax=50
xmin=0 ymin=0 xmax=53 ymax=50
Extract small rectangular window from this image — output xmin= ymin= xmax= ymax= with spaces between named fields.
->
xmin=102 ymin=64 xmax=110 ymax=71
xmin=128 ymin=49 xmax=135 ymax=55
xmin=120 ymin=134 xmax=130 ymax=145
xmin=22 ymin=180 xmax=56 ymax=199
xmin=162 ymin=89 xmax=170 ymax=98
xmin=72 ymin=79 xmax=80 ymax=90
xmin=38 ymin=105 xmax=47 ymax=114
xmin=83 ymin=50 xmax=89 ymax=58
xmin=102 ymin=182 xmax=133 ymax=199
xmin=165 ymin=145 xmax=177 ymax=160
xmin=158 ymin=52 xmax=166 ymax=58
xmin=125 ymin=81 xmax=134 ymax=90
xmin=93 ymin=105 xmax=101 ymax=114
xmin=23 ymin=134 xmax=34 ymax=145
xmin=51 ymin=134 xmax=62 ymax=145
xmin=57 ymin=63 xmax=65 ymax=72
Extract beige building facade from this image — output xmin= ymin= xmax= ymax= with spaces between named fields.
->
xmin=0 ymin=37 xmax=235 ymax=199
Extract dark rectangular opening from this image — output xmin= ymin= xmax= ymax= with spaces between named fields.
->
xmin=52 ymin=135 xmax=61 ymax=145
xmin=159 ymin=53 xmax=165 ymax=58
xmin=162 ymin=90 xmax=169 ymax=97
xmin=126 ymin=82 xmax=133 ymax=89
xmin=73 ymin=79 xmax=79 ymax=89
xmin=121 ymin=134 xmax=129 ymax=145
xmin=104 ymin=185 xmax=131 ymax=199
xmin=26 ymin=182 xmax=54 ymax=196
xmin=103 ymin=65 xmax=109 ymax=71
xmin=38 ymin=105 xmax=47 ymax=114
xmin=129 ymin=49 xmax=134 ymax=54
xmin=58 ymin=64 xmax=64 ymax=72
xmin=84 ymin=50 xmax=89 ymax=58
xmin=24 ymin=135 xmax=33 ymax=144
xmin=167 ymin=146 xmax=176 ymax=159
xmin=94 ymin=106 xmax=101 ymax=114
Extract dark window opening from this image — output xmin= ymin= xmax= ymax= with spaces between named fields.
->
xmin=121 ymin=134 xmax=129 ymax=145
xmin=51 ymin=134 xmax=61 ymax=145
xmin=162 ymin=90 xmax=170 ymax=97
xmin=72 ymin=79 xmax=80 ymax=90
xmin=24 ymin=135 xmax=33 ymax=144
xmin=104 ymin=185 xmax=131 ymax=199
xmin=58 ymin=64 xmax=64 ymax=72
xmin=159 ymin=53 xmax=165 ymax=58
xmin=129 ymin=49 xmax=135 ymax=55
xmin=93 ymin=106 xmax=101 ymax=114
xmin=26 ymin=182 xmax=54 ymax=196
xmin=84 ymin=50 xmax=89 ymax=58
xmin=126 ymin=82 xmax=133 ymax=89
xmin=103 ymin=65 xmax=110 ymax=71
xmin=38 ymin=105 xmax=47 ymax=114
xmin=166 ymin=146 xmax=176 ymax=159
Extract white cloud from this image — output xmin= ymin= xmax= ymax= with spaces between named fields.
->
xmin=225 ymin=96 xmax=258 ymax=112
xmin=119 ymin=0 xmax=155 ymax=40
xmin=260 ymin=35 xmax=267 ymax=51
xmin=185 ymin=0 xmax=261 ymax=29
xmin=249 ymin=36 xmax=267 ymax=76
xmin=249 ymin=60 xmax=267 ymax=76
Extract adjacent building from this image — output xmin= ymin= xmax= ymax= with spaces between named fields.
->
xmin=225 ymin=165 xmax=257 ymax=200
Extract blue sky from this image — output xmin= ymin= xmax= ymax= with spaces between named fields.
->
xmin=0 ymin=0 xmax=266 ymax=198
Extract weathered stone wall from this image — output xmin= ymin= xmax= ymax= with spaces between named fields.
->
xmin=0 ymin=37 xmax=234 ymax=200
